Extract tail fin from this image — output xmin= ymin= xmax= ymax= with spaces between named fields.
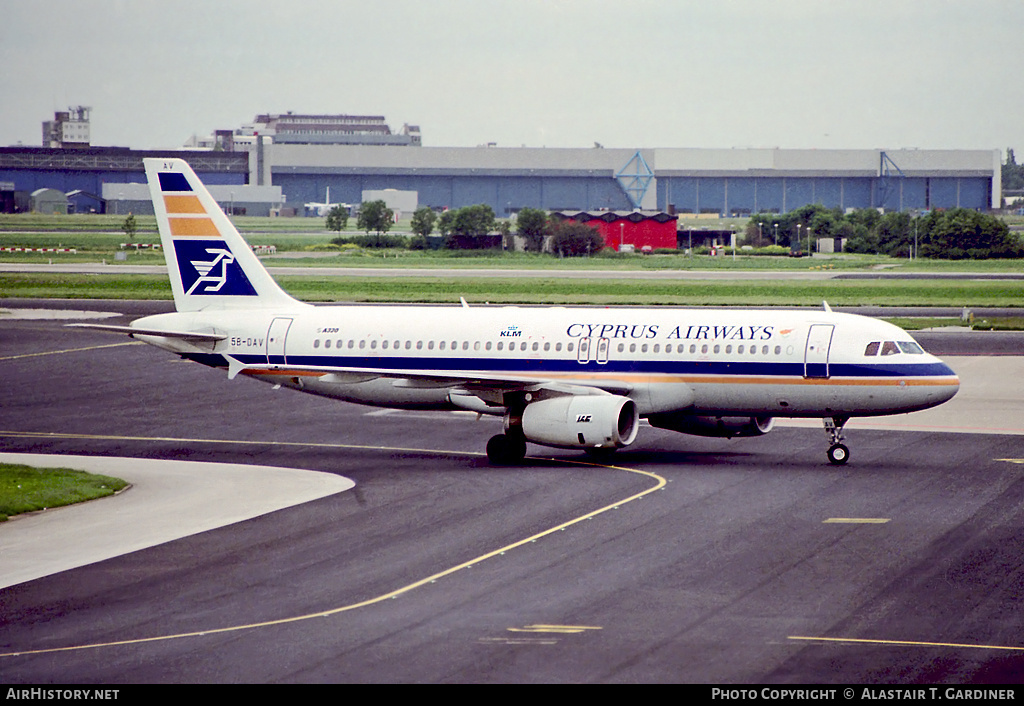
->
xmin=144 ymin=158 xmax=302 ymax=312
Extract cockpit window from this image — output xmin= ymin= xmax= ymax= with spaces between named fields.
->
xmin=880 ymin=341 xmax=900 ymax=356
xmin=897 ymin=341 xmax=924 ymax=354
xmin=864 ymin=341 xmax=880 ymax=356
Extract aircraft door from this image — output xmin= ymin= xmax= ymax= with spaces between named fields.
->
xmin=267 ymin=317 xmax=293 ymax=366
xmin=804 ymin=324 xmax=834 ymax=378
xmin=576 ymin=337 xmax=592 ymax=363
xmin=596 ymin=337 xmax=610 ymax=364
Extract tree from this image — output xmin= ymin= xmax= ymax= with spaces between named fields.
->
xmin=436 ymin=210 xmax=455 ymax=238
xmin=357 ymin=200 xmax=393 ymax=239
xmin=411 ymin=207 xmax=437 ymax=239
xmin=1003 ymin=148 xmax=1024 ymax=191
xmin=325 ymin=205 xmax=348 ymax=234
xmin=549 ymin=220 xmax=604 ymax=257
xmin=516 ymin=207 xmax=548 ymax=252
xmin=121 ymin=213 xmax=137 ymax=242
xmin=445 ymin=204 xmax=496 ymax=249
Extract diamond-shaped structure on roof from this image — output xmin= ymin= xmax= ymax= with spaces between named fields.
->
xmin=616 ymin=151 xmax=654 ymax=209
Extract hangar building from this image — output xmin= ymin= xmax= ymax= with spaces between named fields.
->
xmin=260 ymin=143 xmax=999 ymax=215
xmin=0 ymin=142 xmax=1001 ymax=217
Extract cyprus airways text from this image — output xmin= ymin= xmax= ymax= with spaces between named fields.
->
xmin=565 ymin=323 xmax=776 ymax=341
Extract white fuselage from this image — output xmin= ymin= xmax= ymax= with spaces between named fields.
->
xmin=132 ymin=304 xmax=960 ymax=419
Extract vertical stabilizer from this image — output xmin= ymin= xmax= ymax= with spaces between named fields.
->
xmin=144 ymin=158 xmax=303 ymax=312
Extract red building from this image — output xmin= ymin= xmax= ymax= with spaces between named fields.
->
xmin=552 ymin=210 xmax=678 ymax=252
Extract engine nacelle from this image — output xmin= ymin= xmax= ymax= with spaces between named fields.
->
xmin=647 ymin=413 xmax=775 ymax=439
xmin=520 ymin=395 xmax=639 ymax=450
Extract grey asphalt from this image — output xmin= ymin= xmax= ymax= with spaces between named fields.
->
xmin=3 ymin=303 xmax=1024 ymax=683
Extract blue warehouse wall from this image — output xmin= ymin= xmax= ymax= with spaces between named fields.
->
xmin=273 ymin=172 xmax=634 ymax=213
xmin=658 ymin=175 xmax=991 ymax=215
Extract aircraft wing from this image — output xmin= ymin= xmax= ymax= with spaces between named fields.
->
xmin=228 ymin=358 xmax=633 ymax=401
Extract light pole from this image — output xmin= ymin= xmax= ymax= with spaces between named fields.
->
xmin=796 ymin=224 xmax=802 ymax=254
xmin=913 ymin=210 xmax=919 ymax=260
xmin=773 ymin=222 xmax=778 ymax=246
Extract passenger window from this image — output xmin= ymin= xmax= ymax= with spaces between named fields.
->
xmin=370 ymin=340 xmax=377 ymax=349
xmin=314 ymin=339 xmax=320 ymax=349
xmin=881 ymin=341 xmax=900 ymax=356
xmin=324 ymin=340 xmax=331 ymax=349
xmin=496 ymin=341 xmax=503 ymax=351
xmin=864 ymin=341 xmax=880 ymax=356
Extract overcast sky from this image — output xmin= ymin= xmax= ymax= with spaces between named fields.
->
xmin=2 ymin=0 xmax=1021 ymax=155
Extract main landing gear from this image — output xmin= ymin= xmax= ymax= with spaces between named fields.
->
xmin=486 ymin=431 xmax=527 ymax=465
xmin=823 ymin=416 xmax=850 ymax=465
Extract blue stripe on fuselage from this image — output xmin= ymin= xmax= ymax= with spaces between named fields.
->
xmin=235 ymin=353 xmax=954 ymax=379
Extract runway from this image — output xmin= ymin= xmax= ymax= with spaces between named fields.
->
xmin=1 ymin=303 xmax=1024 ymax=683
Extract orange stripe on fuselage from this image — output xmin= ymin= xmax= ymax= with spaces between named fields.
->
xmin=168 ymin=217 xmax=220 ymax=237
xmin=163 ymin=195 xmax=206 ymax=214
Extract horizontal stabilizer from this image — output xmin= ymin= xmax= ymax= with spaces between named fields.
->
xmin=66 ymin=323 xmax=226 ymax=342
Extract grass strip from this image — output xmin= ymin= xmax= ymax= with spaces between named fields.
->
xmin=2 ymin=273 xmax=1024 ymax=307
xmin=0 ymin=463 xmax=129 ymax=522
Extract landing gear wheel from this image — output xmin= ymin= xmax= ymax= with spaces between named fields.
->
xmin=823 ymin=416 xmax=850 ymax=466
xmin=486 ymin=434 xmax=527 ymax=465
xmin=584 ymin=446 xmax=618 ymax=461
xmin=827 ymin=443 xmax=850 ymax=465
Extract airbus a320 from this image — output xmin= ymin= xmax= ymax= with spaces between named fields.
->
xmin=74 ymin=158 xmax=960 ymax=465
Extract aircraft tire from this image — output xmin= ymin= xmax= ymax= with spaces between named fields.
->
xmin=583 ymin=447 xmax=618 ymax=461
xmin=827 ymin=443 xmax=850 ymax=465
xmin=486 ymin=434 xmax=527 ymax=465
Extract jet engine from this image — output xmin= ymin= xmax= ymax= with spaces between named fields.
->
xmin=647 ymin=413 xmax=775 ymax=439
xmin=520 ymin=395 xmax=639 ymax=450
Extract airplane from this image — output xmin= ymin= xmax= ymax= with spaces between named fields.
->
xmin=304 ymin=186 xmax=349 ymax=217
xmin=73 ymin=158 xmax=960 ymax=466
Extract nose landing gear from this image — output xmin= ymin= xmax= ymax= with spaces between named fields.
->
xmin=824 ymin=416 xmax=850 ymax=465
